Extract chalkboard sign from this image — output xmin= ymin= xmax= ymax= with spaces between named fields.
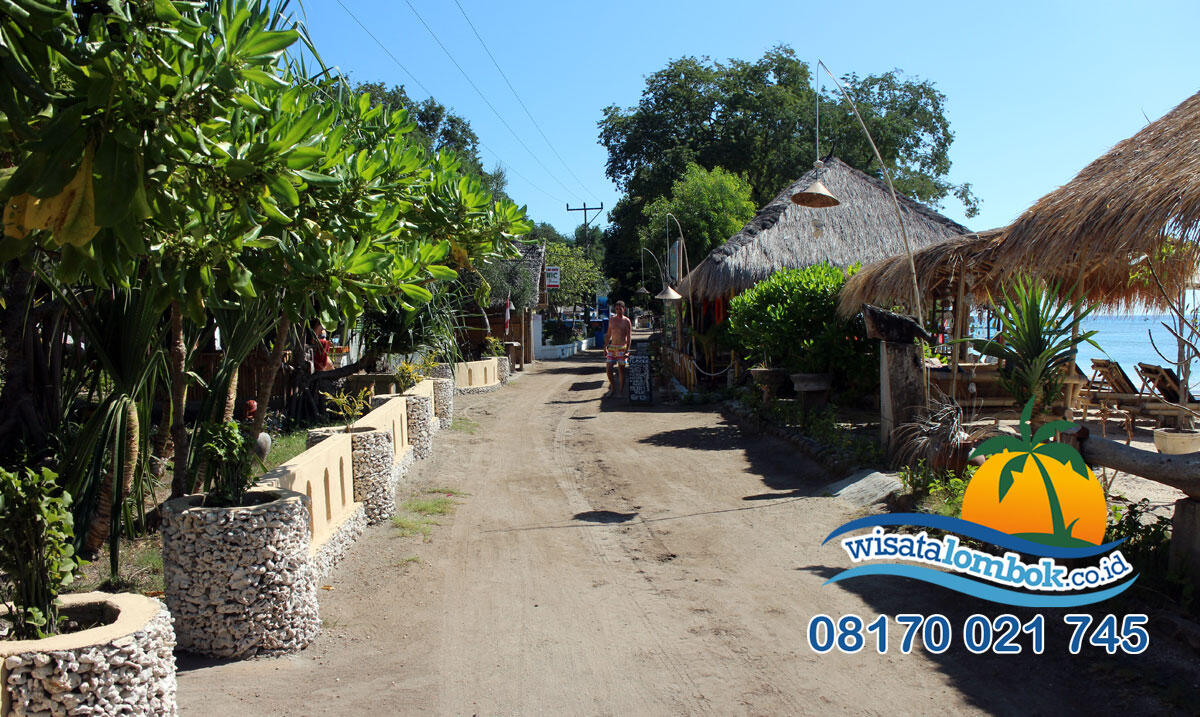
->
xmin=627 ymin=352 xmax=653 ymax=405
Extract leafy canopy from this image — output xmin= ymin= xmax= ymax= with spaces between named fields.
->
xmin=642 ymin=163 xmax=756 ymax=265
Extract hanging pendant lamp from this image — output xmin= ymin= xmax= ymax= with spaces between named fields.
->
xmin=791 ymin=173 xmax=840 ymax=208
xmin=655 ymin=285 xmax=682 ymax=301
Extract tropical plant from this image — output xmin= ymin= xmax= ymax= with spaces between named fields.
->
xmin=482 ymin=336 xmax=506 ymax=357
xmin=969 ymin=276 xmax=1100 ymax=414
xmin=968 ymin=398 xmax=1092 ymax=547
xmin=0 ymin=467 xmax=82 ymax=639
xmin=726 ymin=264 xmax=874 ymax=396
xmin=320 ymin=388 xmax=373 ymax=432
xmin=195 ymin=422 xmax=254 ymax=508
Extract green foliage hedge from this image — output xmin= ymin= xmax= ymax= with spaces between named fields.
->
xmin=727 ymin=264 xmax=876 ymax=398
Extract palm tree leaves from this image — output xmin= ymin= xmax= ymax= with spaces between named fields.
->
xmin=969 ymin=276 xmax=1101 ymax=410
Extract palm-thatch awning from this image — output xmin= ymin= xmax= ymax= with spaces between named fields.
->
xmin=677 ymin=157 xmax=971 ymax=303
xmin=996 ymin=89 xmax=1200 ymax=304
xmin=838 ymin=229 xmax=1006 ymax=317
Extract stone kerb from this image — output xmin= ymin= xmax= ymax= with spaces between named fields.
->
xmin=1 ymin=593 xmax=176 ymax=717
xmin=432 ymin=378 xmax=454 ymax=429
xmin=349 ymin=429 xmax=397 ymax=523
xmin=403 ymin=393 xmax=434 ymax=459
xmin=160 ymin=489 xmax=320 ymax=659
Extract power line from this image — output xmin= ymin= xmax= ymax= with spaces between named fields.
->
xmin=450 ymin=0 xmax=598 ymax=200
xmin=402 ymin=0 xmax=585 ymax=204
xmin=334 ymin=0 xmax=436 ymax=99
xmin=333 ymin=0 xmax=567 ymax=204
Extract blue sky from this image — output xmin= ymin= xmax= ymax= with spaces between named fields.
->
xmin=300 ymin=1 xmax=1200 ymax=237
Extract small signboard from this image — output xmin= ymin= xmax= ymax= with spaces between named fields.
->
xmin=624 ymin=350 xmax=652 ymax=407
xmin=545 ymin=266 xmax=561 ymax=289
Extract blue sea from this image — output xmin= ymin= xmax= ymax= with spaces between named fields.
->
xmin=970 ymin=313 xmax=1198 ymax=392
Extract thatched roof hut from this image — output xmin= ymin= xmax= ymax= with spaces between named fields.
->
xmin=838 ymin=228 xmax=1006 ymax=317
xmin=677 ymin=157 xmax=970 ymax=302
xmin=997 ymin=89 xmax=1200 ymax=304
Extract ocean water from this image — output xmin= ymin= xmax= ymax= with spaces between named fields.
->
xmin=969 ymin=313 xmax=1198 ymax=392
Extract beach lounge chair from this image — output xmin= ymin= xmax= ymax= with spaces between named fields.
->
xmin=1136 ymin=362 xmax=1198 ymax=406
xmin=1080 ymin=359 xmax=1148 ymax=439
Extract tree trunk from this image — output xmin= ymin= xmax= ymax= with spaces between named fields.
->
xmin=169 ymin=302 xmax=190 ymax=498
xmin=1078 ymin=431 xmax=1200 ymax=499
xmin=222 ymin=367 xmax=239 ymax=422
xmin=83 ymin=401 xmax=139 ymax=561
xmin=250 ymin=315 xmax=289 ymax=436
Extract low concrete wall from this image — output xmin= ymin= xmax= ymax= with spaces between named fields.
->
xmin=534 ymin=337 xmax=595 ymax=361
xmin=453 ymin=359 xmax=499 ymax=388
xmin=454 ymin=358 xmax=502 ymax=394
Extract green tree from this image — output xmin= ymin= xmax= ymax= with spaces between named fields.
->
xmin=641 ymin=163 xmax=756 ymax=266
xmin=545 ymin=242 xmax=603 ymax=315
xmin=573 ymin=223 xmax=605 ymax=266
xmin=598 ymin=45 xmax=979 ymax=299
xmin=353 ymin=81 xmax=507 ymax=199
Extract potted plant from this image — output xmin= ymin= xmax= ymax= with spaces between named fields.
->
xmin=967 ymin=276 xmax=1100 ymax=430
xmin=161 ymin=422 xmax=320 ymax=658
xmin=1 ymin=467 xmax=177 ymax=714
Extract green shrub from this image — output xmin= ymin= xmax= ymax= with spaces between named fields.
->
xmin=900 ymin=460 xmax=974 ymax=518
xmin=0 ymin=467 xmax=83 ymax=639
xmin=482 ymin=336 xmax=506 ymax=357
xmin=197 ymin=421 xmax=255 ymax=507
xmin=727 ymin=264 xmax=876 ymax=398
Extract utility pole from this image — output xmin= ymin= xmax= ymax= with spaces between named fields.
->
xmin=566 ymin=202 xmax=604 ymax=228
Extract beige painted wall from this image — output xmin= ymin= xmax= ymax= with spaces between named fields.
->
xmin=454 ymin=358 xmax=500 ymax=387
xmin=258 ymin=432 xmax=357 ymax=552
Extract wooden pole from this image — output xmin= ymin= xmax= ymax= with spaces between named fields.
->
xmin=950 ymin=268 xmax=966 ymax=402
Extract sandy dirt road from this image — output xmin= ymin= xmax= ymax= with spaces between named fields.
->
xmin=178 ymin=351 xmax=1199 ymax=715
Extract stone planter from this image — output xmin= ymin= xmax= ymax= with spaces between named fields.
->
xmin=1154 ymin=427 xmax=1200 ymax=455
xmin=306 ymin=424 xmax=372 ymax=449
xmin=350 ymin=428 xmax=397 ymax=524
xmin=1 ymin=592 xmax=176 ymax=716
xmin=404 ymin=394 xmax=434 ymax=460
xmin=496 ymin=356 xmax=511 ymax=384
xmin=161 ymin=489 xmax=320 ymax=658
xmin=428 ymin=362 xmax=455 ymax=382
xmin=789 ymin=372 xmax=831 ymax=410
xmin=432 ymin=378 xmax=454 ymax=430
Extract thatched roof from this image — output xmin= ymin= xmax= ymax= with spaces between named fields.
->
xmin=998 ymin=89 xmax=1200 ymax=303
xmin=838 ymin=228 xmax=1006 ymax=317
xmin=480 ymin=241 xmax=545 ymax=309
xmin=677 ymin=157 xmax=970 ymax=302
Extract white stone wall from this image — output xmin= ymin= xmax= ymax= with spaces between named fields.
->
xmin=161 ymin=491 xmax=320 ymax=658
xmin=2 ymin=597 xmax=176 ymax=717
xmin=350 ymin=429 xmax=396 ymax=524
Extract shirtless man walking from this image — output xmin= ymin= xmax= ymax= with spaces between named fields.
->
xmin=605 ymin=300 xmax=633 ymax=398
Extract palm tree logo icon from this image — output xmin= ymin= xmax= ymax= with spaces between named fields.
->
xmin=961 ymin=399 xmax=1107 ymax=547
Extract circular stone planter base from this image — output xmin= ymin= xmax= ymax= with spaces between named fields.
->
xmin=350 ymin=429 xmax=397 ymax=524
xmin=432 ymin=378 xmax=454 ymax=430
xmin=496 ymin=356 xmax=511 ymax=384
xmin=1 ymin=592 xmax=177 ymax=716
xmin=1154 ymin=427 xmax=1200 ymax=455
xmin=404 ymin=395 xmax=434 ymax=460
xmin=161 ymin=489 xmax=320 ymax=659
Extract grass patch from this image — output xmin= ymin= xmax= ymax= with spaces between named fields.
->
xmin=450 ymin=416 xmax=479 ymax=434
xmin=392 ymin=515 xmax=439 ymax=540
xmin=261 ymin=428 xmax=311 ymax=472
xmin=402 ymin=496 xmax=457 ymax=516
xmin=72 ymin=536 xmax=164 ymax=596
xmin=395 ymin=556 xmax=421 ymax=566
